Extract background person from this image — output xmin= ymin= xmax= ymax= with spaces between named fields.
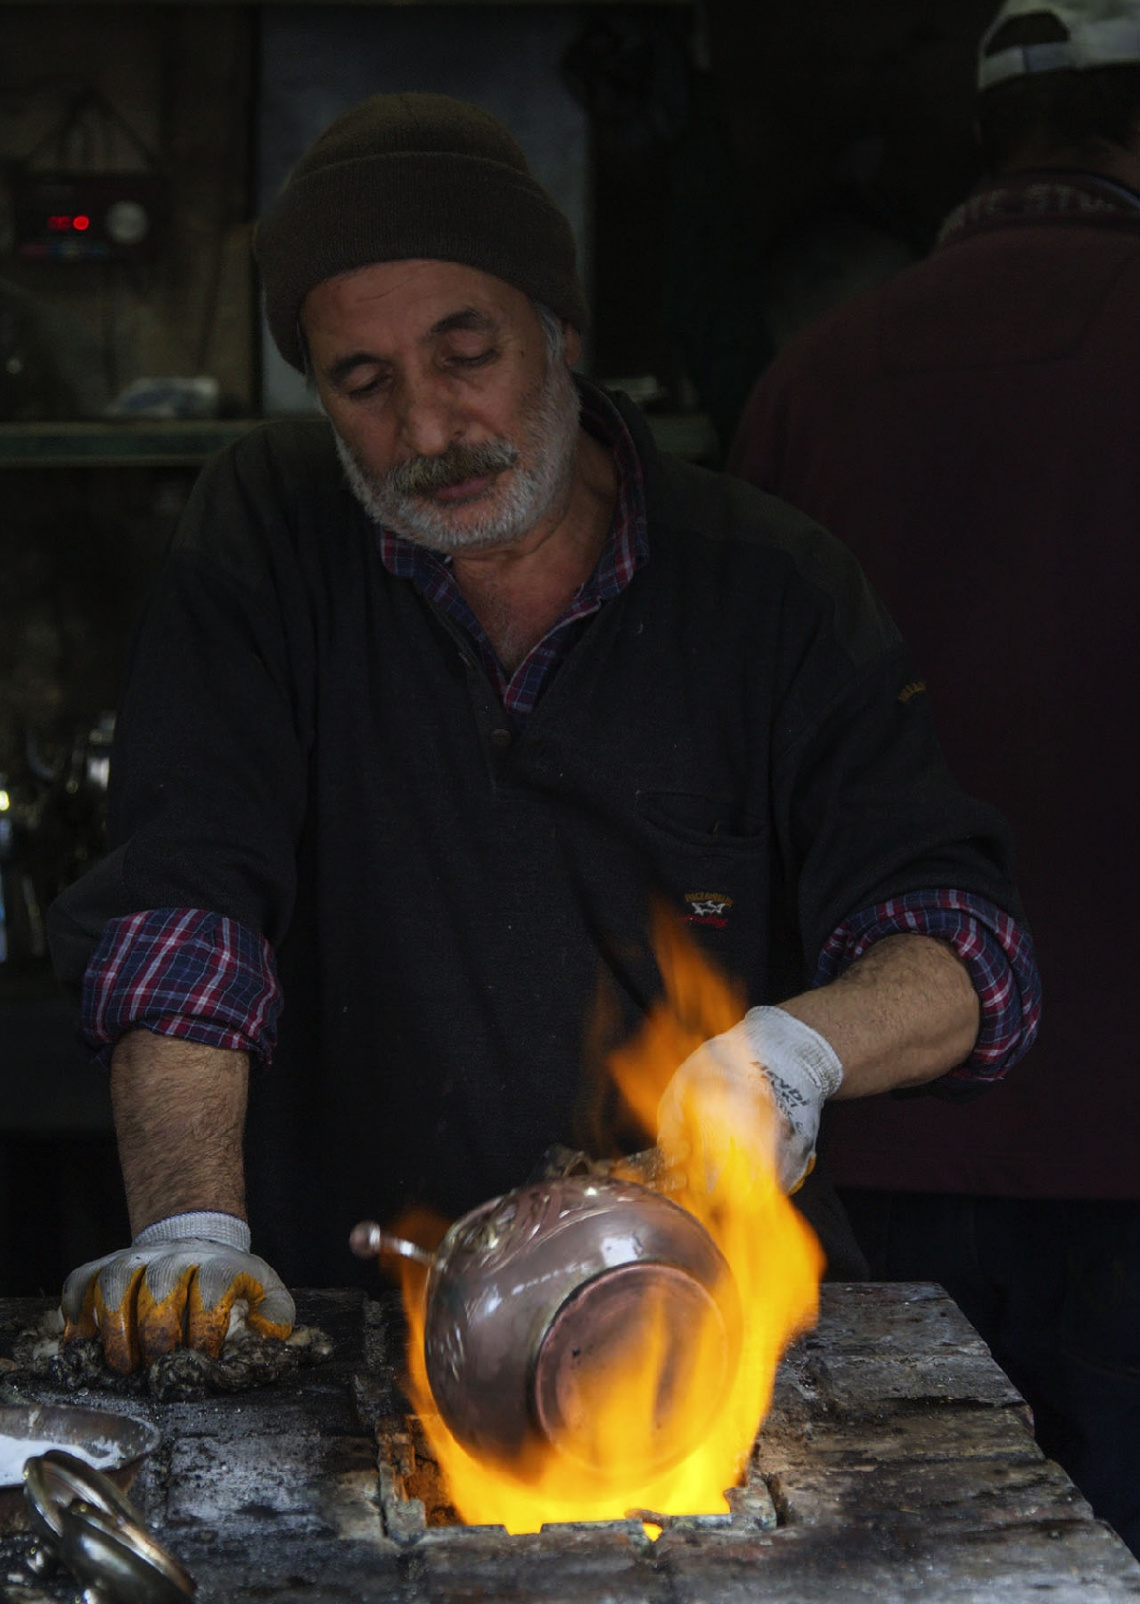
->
xmin=728 ymin=0 xmax=1140 ymax=1555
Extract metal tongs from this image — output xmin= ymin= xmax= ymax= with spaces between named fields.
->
xmin=23 ymin=1448 xmax=196 ymax=1602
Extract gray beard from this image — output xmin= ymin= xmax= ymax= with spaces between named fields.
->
xmin=335 ymin=357 xmax=582 ymax=555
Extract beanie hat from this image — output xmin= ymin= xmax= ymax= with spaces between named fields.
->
xmin=979 ymin=0 xmax=1140 ymax=91
xmin=254 ymin=92 xmax=588 ymax=372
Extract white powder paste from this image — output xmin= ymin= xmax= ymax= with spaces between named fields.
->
xmin=0 ymin=1434 xmax=121 ymax=1487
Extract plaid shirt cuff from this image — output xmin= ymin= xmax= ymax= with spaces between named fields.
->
xmin=815 ymin=890 xmax=1041 ymax=1082
xmin=82 ymin=908 xmax=281 ymax=1067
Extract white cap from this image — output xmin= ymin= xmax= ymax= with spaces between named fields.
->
xmin=979 ymin=0 xmax=1140 ymax=91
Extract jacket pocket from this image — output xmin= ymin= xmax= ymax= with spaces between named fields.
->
xmin=636 ymin=789 xmax=768 ymax=854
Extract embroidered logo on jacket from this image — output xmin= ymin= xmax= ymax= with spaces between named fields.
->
xmin=683 ymin=891 xmax=734 ymax=930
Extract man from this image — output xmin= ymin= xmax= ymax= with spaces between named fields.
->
xmin=48 ymin=93 xmax=1038 ymax=1380
xmin=728 ymin=0 xmax=1140 ymax=1555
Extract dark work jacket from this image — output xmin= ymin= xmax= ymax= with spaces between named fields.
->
xmin=50 ymin=395 xmax=1020 ymax=1283
xmin=730 ymin=183 xmax=1140 ymax=1198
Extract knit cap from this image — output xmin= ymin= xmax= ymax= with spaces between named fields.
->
xmin=255 ymin=92 xmax=588 ymax=371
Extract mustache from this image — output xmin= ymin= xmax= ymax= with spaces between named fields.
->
xmin=382 ymin=439 xmax=519 ymax=497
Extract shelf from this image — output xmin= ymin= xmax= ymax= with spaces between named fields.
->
xmin=5 ymin=1 xmax=694 ymax=7
xmin=0 ymin=419 xmax=261 ymax=467
xmin=0 ymin=411 xmax=718 ymax=466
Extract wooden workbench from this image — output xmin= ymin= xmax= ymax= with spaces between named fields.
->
xmin=2 ymin=1284 xmax=1138 ymax=1602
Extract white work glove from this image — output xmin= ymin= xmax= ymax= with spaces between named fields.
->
xmin=657 ymin=1005 xmax=844 ymax=1194
xmin=61 ymin=1211 xmax=295 ymax=1375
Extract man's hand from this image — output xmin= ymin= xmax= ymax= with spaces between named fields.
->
xmin=68 ymin=1031 xmax=271 ymax=1371
xmin=62 ymin=1211 xmax=295 ymax=1374
xmin=658 ymin=934 xmax=980 ymax=1195
xmin=658 ymin=1006 xmax=843 ymax=1194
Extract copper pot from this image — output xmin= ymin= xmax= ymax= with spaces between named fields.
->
xmin=354 ymin=1175 xmax=741 ymax=1477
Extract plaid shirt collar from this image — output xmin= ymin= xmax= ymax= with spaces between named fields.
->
xmin=373 ymin=380 xmax=648 ymax=718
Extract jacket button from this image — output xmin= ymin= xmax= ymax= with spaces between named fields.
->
xmin=490 ymin=728 xmax=512 ymax=750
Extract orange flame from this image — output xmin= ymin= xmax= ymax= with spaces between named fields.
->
xmin=394 ymin=909 xmax=824 ymax=1531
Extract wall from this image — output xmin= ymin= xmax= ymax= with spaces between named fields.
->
xmin=707 ymin=0 xmax=998 ymax=252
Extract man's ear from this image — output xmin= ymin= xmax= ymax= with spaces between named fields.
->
xmin=562 ymin=322 xmax=583 ymax=370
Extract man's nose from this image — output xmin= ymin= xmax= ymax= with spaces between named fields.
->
xmin=395 ymin=370 xmax=460 ymax=458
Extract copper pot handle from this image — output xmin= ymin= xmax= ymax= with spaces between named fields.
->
xmin=349 ymin=1221 xmax=434 ymax=1268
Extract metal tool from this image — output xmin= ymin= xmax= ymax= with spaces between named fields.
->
xmin=23 ymin=1449 xmax=195 ymax=1602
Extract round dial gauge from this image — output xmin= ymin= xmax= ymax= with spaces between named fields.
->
xmin=104 ymin=199 xmax=150 ymax=246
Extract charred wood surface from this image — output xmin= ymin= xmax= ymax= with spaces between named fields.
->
xmin=1 ymin=1284 xmax=1138 ymax=1601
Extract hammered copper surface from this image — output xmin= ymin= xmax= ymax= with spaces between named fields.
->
xmin=421 ymin=1176 xmax=739 ymax=1466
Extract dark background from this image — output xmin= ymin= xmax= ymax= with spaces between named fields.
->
xmin=0 ymin=0 xmax=998 ymax=1295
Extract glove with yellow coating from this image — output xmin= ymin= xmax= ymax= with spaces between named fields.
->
xmin=61 ymin=1211 xmax=295 ymax=1375
xmin=657 ymin=1005 xmax=844 ymax=1195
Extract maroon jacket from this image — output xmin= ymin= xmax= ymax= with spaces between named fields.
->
xmin=729 ymin=173 xmax=1140 ymax=1198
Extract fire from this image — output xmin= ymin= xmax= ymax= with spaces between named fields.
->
xmin=391 ymin=910 xmax=824 ymax=1532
